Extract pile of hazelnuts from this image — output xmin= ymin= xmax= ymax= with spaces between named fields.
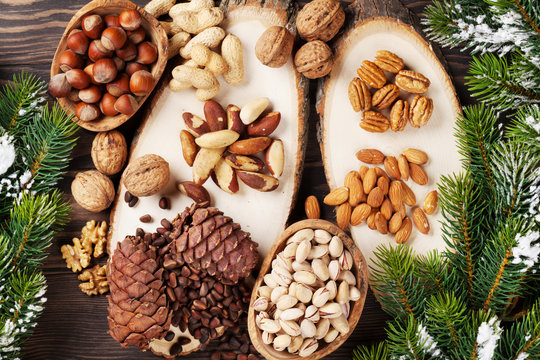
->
xmin=49 ymin=9 xmax=158 ymax=122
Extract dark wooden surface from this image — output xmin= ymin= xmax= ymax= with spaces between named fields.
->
xmin=0 ymin=0 xmax=473 ymax=358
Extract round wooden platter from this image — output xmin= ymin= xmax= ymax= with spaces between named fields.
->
xmin=248 ymin=219 xmax=369 ymax=360
xmin=317 ymin=0 xmax=462 ymax=274
xmin=50 ymin=0 xmax=168 ymax=132
xmin=107 ymin=0 xmax=307 ymax=356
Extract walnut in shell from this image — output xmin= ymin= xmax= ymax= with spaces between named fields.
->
xmin=91 ymin=130 xmax=128 ymax=176
xmin=122 ymin=154 xmax=170 ymax=197
xmin=294 ymin=40 xmax=334 ymax=79
xmin=296 ymin=0 xmax=345 ymax=42
xmin=255 ymin=26 xmax=294 ymax=68
xmin=71 ymin=170 xmax=115 ymax=213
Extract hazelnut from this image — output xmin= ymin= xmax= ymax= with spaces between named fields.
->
xmin=107 ymin=73 xmax=130 ymax=97
xmin=67 ymin=89 xmax=81 ymax=103
xmin=91 ymin=130 xmax=128 ymax=175
xmin=294 ymin=40 xmax=334 ymax=79
xmin=115 ymin=41 xmax=137 ymax=61
xmin=101 ymin=27 xmax=127 ymax=51
xmin=71 ymin=170 xmax=115 ymax=212
xmin=88 ymin=40 xmax=113 ymax=62
xmin=59 ymin=50 xmax=83 ymax=72
xmin=93 ymin=58 xmax=118 ymax=84
xmin=75 ymin=102 xmax=100 ymax=122
xmin=125 ymin=62 xmax=148 ymax=76
xmin=67 ymin=29 xmax=89 ymax=55
xmin=78 ymin=85 xmax=102 ymax=103
xmin=82 ymin=14 xmax=104 ymax=39
xmin=136 ymin=41 xmax=157 ymax=64
xmin=119 ymin=9 xmax=142 ymax=31
xmin=114 ymin=94 xmax=138 ymax=115
xmin=255 ymin=26 xmax=294 ymax=68
xmin=112 ymin=56 xmax=125 ymax=72
xmin=66 ymin=68 xmax=91 ymax=89
xmin=99 ymin=93 xmax=119 ymax=116
xmin=104 ymin=15 xmax=121 ymax=28
xmin=129 ymin=70 xmax=154 ymax=96
xmin=127 ymin=27 xmax=146 ymax=44
xmin=122 ymin=154 xmax=170 ymax=197
xmin=48 ymin=73 xmax=72 ymax=98
xmin=83 ymin=64 xmax=99 ymax=85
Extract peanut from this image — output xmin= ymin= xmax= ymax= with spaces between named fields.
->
xmin=169 ymin=0 xmax=213 ymax=18
xmin=221 ymin=33 xmax=244 ymax=85
xmin=169 ymin=60 xmax=198 ymax=91
xmin=171 ymin=64 xmax=219 ymax=101
xmin=191 ymin=44 xmax=228 ymax=76
xmin=145 ymin=0 xmax=176 ymax=18
xmin=180 ymin=26 xmax=226 ymax=59
xmin=160 ymin=21 xmax=184 ymax=36
xmin=168 ymin=31 xmax=191 ymax=59
xmin=173 ymin=7 xmax=223 ymax=34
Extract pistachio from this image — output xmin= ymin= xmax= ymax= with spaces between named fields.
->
xmin=308 ymin=244 xmax=329 ymax=259
xmin=305 ymin=305 xmax=320 ymax=323
xmin=279 ymin=319 xmax=301 ymax=337
xmin=299 ymin=338 xmax=319 ymax=357
xmin=329 ymin=236 xmax=344 ymax=258
xmin=292 ymin=260 xmax=312 ymax=272
xmin=339 ymin=250 xmax=353 ymax=271
xmin=312 ymin=287 xmax=331 ymax=308
xmin=295 ymin=283 xmax=313 ymax=303
xmin=273 ymin=308 xmax=282 ymax=320
xmin=330 ymin=315 xmax=350 ymax=334
xmin=253 ymin=297 xmax=269 ymax=312
xmin=314 ymin=229 xmax=332 ymax=244
xmin=271 ymin=286 xmax=288 ymax=304
xmin=273 ymin=334 xmax=292 ymax=351
xmin=288 ymin=336 xmax=303 ymax=353
xmin=274 ymin=254 xmax=293 ymax=271
xmin=315 ymin=318 xmax=330 ymax=339
xmin=341 ymin=302 xmax=350 ymax=318
xmin=257 ymin=285 xmax=272 ymax=299
xmin=288 ymin=282 xmax=297 ymax=299
xmin=272 ymin=266 xmax=293 ymax=286
xmin=301 ymin=319 xmax=317 ymax=338
xmin=324 ymin=328 xmax=339 ymax=343
xmin=326 ymin=280 xmax=338 ymax=300
xmin=321 ymin=254 xmax=331 ymax=266
xmin=293 ymin=270 xmax=317 ymax=285
xmin=339 ymin=270 xmax=356 ymax=286
xmin=296 ymin=302 xmax=307 ymax=312
xmin=256 ymin=311 xmax=269 ymax=328
xmin=312 ymin=258 xmax=330 ymax=282
xmin=329 ymin=259 xmax=341 ymax=281
xmin=349 ymin=286 xmax=361 ymax=301
xmin=264 ymin=273 xmax=278 ymax=288
xmin=287 ymin=228 xmax=314 ymax=244
xmin=337 ymin=281 xmax=350 ymax=304
xmin=283 ymin=242 xmax=299 ymax=259
xmin=277 ymin=295 xmax=298 ymax=310
xmin=295 ymin=239 xmax=312 ymax=263
xmin=262 ymin=330 xmax=274 ymax=345
xmin=259 ymin=318 xmax=281 ymax=333
xmin=319 ymin=302 xmax=342 ymax=318
xmin=280 ymin=308 xmax=305 ymax=321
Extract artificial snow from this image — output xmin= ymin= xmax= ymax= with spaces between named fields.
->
xmin=516 ymin=353 xmax=529 ymax=360
xmin=417 ymin=323 xmax=442 ymax=357
xmin=476 ymin=316 xmax=503 ymax=360
xmin=512 ymin=231 xmax=540 ymax=271
xmin=0 ymin=132 xmax=16 ymax=176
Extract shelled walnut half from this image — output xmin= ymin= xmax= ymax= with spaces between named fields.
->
xmin=78 ymin=265 xmax=109 ymax=295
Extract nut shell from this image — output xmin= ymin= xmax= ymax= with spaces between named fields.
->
xmin=71 ymin=170 xmax=115 ymax=213
xmin=122 ymin=154 xmax=170 ymax=197
xmin=296 ymin=0 xmax=345 ymax=42
xmin=255 ymin=26 xmax=294 ymax=68
xmin=91 ymin=130 xmax=128 ymax=176
xmin=294 ymin=40 xmax=333 ymax=79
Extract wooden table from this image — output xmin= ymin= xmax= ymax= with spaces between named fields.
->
xmin=0 ymin=0 xmax=473 ymax=358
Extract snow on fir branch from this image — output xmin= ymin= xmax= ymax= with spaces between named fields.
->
xmin=0 ymin=72 xmax=77 ymax=360
xmin=475 ymin=316 xmax=503 ymax=360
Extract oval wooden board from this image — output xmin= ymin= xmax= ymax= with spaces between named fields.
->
xmin=319 ymin=16 xmax=461 ymax=274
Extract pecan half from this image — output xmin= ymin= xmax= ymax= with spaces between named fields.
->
xmin=356 ymin=60 xmax=386 ymax=88
xmin=372 ymin=84 xmax=399 ymax=110
xmin=374 ymin=50 xmax=404 ymax=73
xmin=395 ymin=70 xmax=430 ymax=94
xmin=348 ymin=77 xmax=371 ymax=112
xmin=360 ymin=110 xmax=389 ymax=133
xmin=409 ymin=95 xmax=433 ymax=128
xmin=390 ymin=99 xmax=409 ymax=131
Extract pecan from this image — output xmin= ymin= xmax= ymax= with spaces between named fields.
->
xmin=372 ymin=84 xmax=399 ymax=110
xmin=389 ymin=99 xmax=409 ymax=131
xmin=409 ymin=95 xmax=433 ymax=128
xmin=395 ymin=70 xmax=430 ymax=94
xmin=374 ymin=50 xmax=404 ymax=73
xmin=360 ymin=111 xmax=389 ymax=133
xmin=356 ymin=60 xmax=386 ymax=88
xmin=348 ymin=77 xmax=371 ymax=112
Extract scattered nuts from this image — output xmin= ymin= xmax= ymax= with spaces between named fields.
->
xmin=305 ymin=195 xmax=321 ymax=220
xmin=424 ymin=190 xmax=438 ymax=215
xmin=122 ymin=154 xmax=170 ymax=197
xmin=294 ymin=40 xmax=334 ymax=79
xmin=255 ymin=26 xmax=294 ymax=68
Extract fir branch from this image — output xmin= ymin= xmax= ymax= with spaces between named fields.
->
xmin=387 ymin=315 xmax=445 ymax=359
xmin=353 ymin=342 xmax=389 ymax=360
xmin=496 ymin=299 xmax=540 ymax=360
xmin=415 ymin=250 xmax=446 ymax=294
xmin=507 ymin=104 xmax=540 ymax=151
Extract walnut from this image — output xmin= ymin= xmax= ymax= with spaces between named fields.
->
xmin=294 ymin=40 xmax=334 ymax=79
xmin=71 ymin=170 xmax=115 ymax=213
xmin=122 ymin=154 xmax=170 ymax=197
xmin=255 ymin=26 xmax=294 ymax=68
xmin=81 ymin=220 xmax=108 ymax=258
xmin=91 ymin=130 xmax=128 ymax=176
xmin=296 ymin=0 xmax=345 ymax=42
xmin=78 ymin=265 xmax=109 ymax=295
xmin=61 ymin=238 xmax=91 ymax=272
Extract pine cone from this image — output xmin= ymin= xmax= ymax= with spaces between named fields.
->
xmin=107 ymin=235 xmax=171 ymax=349
xmin=171 ymin=202 xmax=259 ymax=284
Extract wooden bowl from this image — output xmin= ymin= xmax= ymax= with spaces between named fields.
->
xmin=50 ymin=0 xmax=167 ymax=132
xmin=248 ymin=219 xmax=369 ymax=360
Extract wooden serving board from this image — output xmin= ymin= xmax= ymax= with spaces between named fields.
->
xmin=318 ymin=0 xmax=461 ymax=273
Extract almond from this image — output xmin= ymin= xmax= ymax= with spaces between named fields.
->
xmin=412 ymin=207 xmax=429 ymax=234
xmin=237 ymin=170 xmax=279 ymax=192
xmin=402 ymin=148 xmax=428 ymax=165
xmin=388 ymin=180 xmax=403 ymax=207
xmin=367 ymin=187 xmax=384 ymax=207
xmin=399 ymin=180 xmax=416 ymax=206
xmin=344 ymin=171 xmax=363 ymax=207
xmin=350 ymin=203 xmax=371 ymax=226
xmin=395 ymin=217 xmax=412 ymax=243
xmin=178 ymin=181 xmax=210 ymax=203
xmin=388 ymin=212 xmax=402 ymax=234
xmin=367 ymin=210 xmax=377 ymax=230
xmin=336 ymin=203 xmax=351 ymax=229
xmin=380 ymin=198 xmax=393 ymax=220
xmin=228 ymin=136 xmax=272 ymax=155
xmin=305 ymin=195 xmax=320 ymax=219
xmin=359 ymin=165 xmax=368 ymax=181
xmin=423 ymin=190 xmax=438 ymax=215
xmin=397 ymin=154 xmax=410 ymax=180
xmin=394 ymin=202 xmax=406 ymax=219
xmin=375 ymin=167 xmax=389 ymax=182
xmin=377 ymin=176 xmax=389 ymax=195
xmin=355 ymin=149 xmax=384 ymax=164
xmin=383 ymin=156 xmax=401 ymax=180
xmin=375 ymin=212 xmax=387 ymax=234
xmin=324 ymin=187 xmax=349 ymax=206
xmin=409 ymin=163 xmax=428 ymax=185
xmin=363 ymin=168 xmax=377 ymax=194
xmin=180 ymin=130 xmax=198 ymax=167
